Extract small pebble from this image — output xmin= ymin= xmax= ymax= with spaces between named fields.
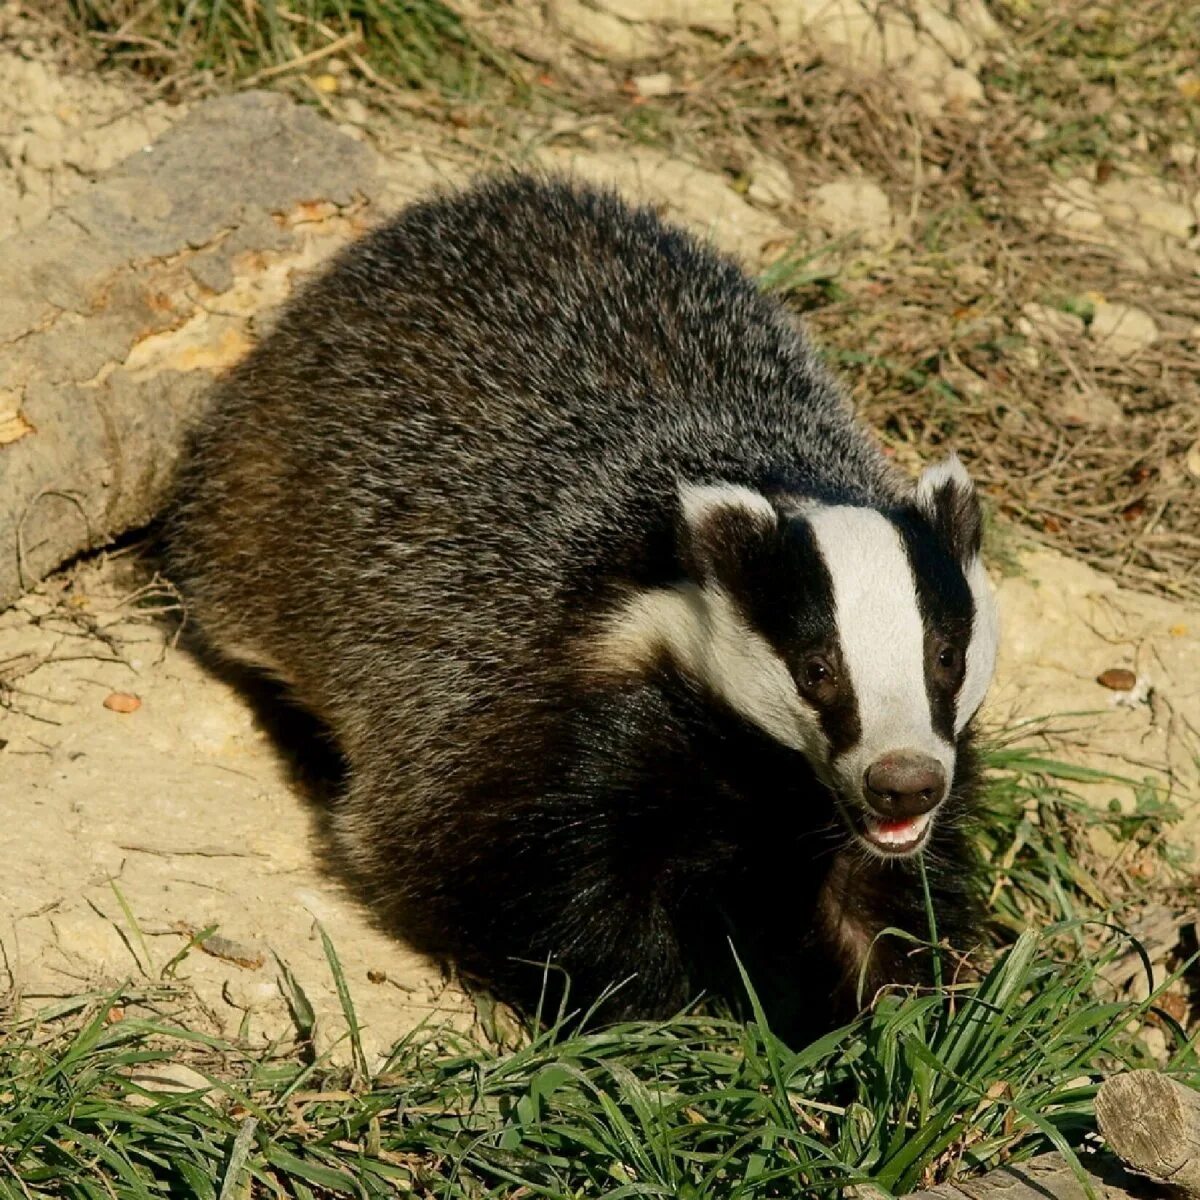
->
xmin=632 ymin=72 xmax=673 ymax=98
xmin=196 ymin=932 xmax=264 ymax=969
xmin=103 ymin=692 xmax=141 ymax=713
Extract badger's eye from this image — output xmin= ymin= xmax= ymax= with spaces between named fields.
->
xmin=800 ymin=657 xmax=836 ymax=693
xmin=936 ymin=644 xmax=963 ymax=675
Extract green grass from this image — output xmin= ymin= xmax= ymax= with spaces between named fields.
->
xmin=60 ymin=0 xmax=515 ymax=97
xmin=0 ymin=931 xmax=1189 ymax=1198
xmin=0 ymin=744 xmax=1192 ymax=1198
xmin=975 ymin=736 xmax=1185 ymax=935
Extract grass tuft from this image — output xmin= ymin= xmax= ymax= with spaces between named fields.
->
xmin=57 ymin=0 xmax=514 ymax=99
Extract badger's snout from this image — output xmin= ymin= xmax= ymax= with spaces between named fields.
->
xmin=842 ymin=750 xmax=948 ymax=857
xmin=863 ymin=753 xmax=946 ymax=819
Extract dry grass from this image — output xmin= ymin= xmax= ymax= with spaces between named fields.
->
xmin=50 ymin=0 xmax=515 ymax=97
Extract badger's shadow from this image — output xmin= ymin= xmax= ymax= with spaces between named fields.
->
xmin=194 ymin=649 xmax=348 ymax=815
xmin=180 ymin=643 xmax=383 ymax=925
xmin=198 ymin=650 xmax=438 ymax=934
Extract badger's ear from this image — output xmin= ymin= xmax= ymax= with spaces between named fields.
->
xmin=915 ymin=453 xmax=982 ymax=564
xmin=677 ymin=482 xmax=779 ymax=587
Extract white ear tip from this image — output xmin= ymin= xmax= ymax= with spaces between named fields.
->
xmin=916 ymin=452 xmax=972 ymax=499
xmin=678 ymin=481 xmax=775 ymax=527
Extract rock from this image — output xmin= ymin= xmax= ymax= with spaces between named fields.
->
xmin=1015 ymin=305 xmax=1128 ymax=426
xmin=750 ymin=0 xmax=998 ymax=113
xmin=942 ymin=66 xmax=985 ymax=107
xmin=596 ymin=0 xmax=736 ymax=34
xmin=61 ymin=112 xmax=172 ymax=174
xmin=1140 ymin=1026 xmax=1170 ymax=1066
xmin=340 ymin=97 xmax=370 ymax=126
xmin=1045 ymin=387 xmax=1124 ymax=429
xmin=756 ymin=0 xmax=999 ymax=61
xmin=746 ymin=154 xmax=794 ymax=209
xmin=25 ymin=112 xmax=64 ymax=142
xmin=549 ymin=0 xmax=661 ymax=59
xmin=1018 ymin=303 xmax=1085 ymax=340
xmin=21 ymin=133 xmax=62 ymax=172
xmin=1098 ymin=178 xmax=1196 ymax=241
xmin=1139 ymin=199 xmax=1195 ymax=241
xmin=5 ymin=58 xmax=62 ymax=117
xmin=1169 ymin=142 xmax=1197 ymax=168
xmin=1089 ymin=302 xmax=1158 ymax=358
xmin=548 ymin=0 xmax=999 ymax=111
xmin=810 ymin=177 xmax=893 ymax=246
xmin=1012 ymin=343 xmax=1040 ymax=370
xmin=1042 ymin=174 xmax=1199 ymax=272
xmin=1045 ymin=177 xmax=1105 ymax=232
xmin=0 ymin=90 xmax=384 ymax=610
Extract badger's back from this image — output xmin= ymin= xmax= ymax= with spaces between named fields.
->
xmin=169 ymin=176 xmax=894 ymax=721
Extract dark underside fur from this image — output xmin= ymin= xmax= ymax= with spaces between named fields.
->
xmin=165 ymin=173 xmax=984 ymax=1042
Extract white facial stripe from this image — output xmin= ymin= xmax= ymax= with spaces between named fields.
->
xmin=696 ymin=584 xmax=825 ymax=756
xmin=588 ymin=586 xmax=703 ymax=679
xmin=589 ymin=582 xmax=827 ymax=758
xmin=804 ymin=506 xmax=953 ymax=786
xmin=678 ymin=481 xmax=776 ymax=530
xmin=958 ymin=555 xmax=998 ymax=732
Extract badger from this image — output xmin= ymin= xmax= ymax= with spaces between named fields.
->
xmin=165 ymin=174 xmax=999 ymax=1039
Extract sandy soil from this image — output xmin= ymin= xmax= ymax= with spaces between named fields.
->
xmin=0 ymin=7 xmax=1197 ymax=1063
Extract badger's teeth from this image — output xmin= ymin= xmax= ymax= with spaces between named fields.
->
xmin=862 ymin=811 xmax=932 ymax=848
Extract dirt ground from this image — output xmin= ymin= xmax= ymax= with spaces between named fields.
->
xmin=1 ymin=2 xmax=1198 ymax=1064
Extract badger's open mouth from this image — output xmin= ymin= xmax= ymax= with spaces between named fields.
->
xmin=849 ymin=809 xmax=933 ymax=857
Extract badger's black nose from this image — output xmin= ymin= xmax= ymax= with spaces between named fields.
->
xmin=863 ymin=753 xmax=946 ymax=818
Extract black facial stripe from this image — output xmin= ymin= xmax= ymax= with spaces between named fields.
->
xmin=928 ymin=478 xmax=983 ymax=563
xmin=808 ymin=648 xmax=860 ymax=757
xmin=893 ymin=508 xmax=976 ymax=742
xmin=725 ymin=512 xmax=861 ymax=756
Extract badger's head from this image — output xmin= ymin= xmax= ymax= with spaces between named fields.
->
xmin=595 ymin=456 xmax=999 ymax=857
